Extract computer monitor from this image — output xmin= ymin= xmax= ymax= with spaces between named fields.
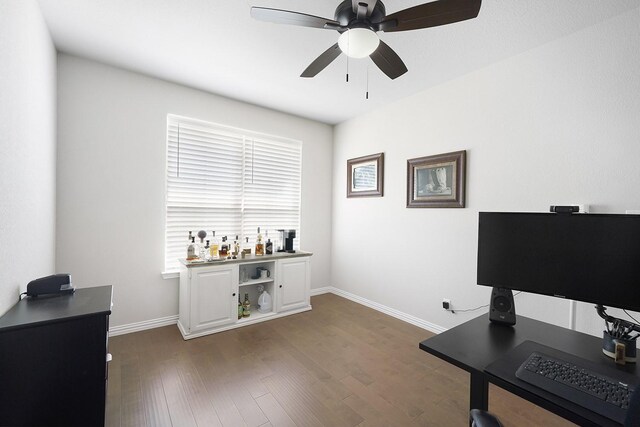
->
xmin=477 ymin=212 xmax=640 ymax=312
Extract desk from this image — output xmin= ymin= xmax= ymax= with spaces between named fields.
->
xmin=419 ymin=314 xmax=639 ymax=426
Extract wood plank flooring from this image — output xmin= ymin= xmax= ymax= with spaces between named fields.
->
xmin=106 ymin=293 xmax=574 ymax=426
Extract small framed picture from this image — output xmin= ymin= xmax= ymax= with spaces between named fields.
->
xmin=407 ymin=150 xmax=466 ymax=208
xmin=347 ymin=152 xmax=384 ymax=198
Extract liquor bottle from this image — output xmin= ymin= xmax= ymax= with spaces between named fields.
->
xmin=198 ymin=237 xmax=207 ymax=260
xmin=242 ymin=293 xmax=251 ymax=317
xmin=210 ymin=231 xmax=219 ymax=259
xmin=193 ymin=237 xmax=202 ymax=260
xmin=265 ymin=230 xmax=273 ymax=255
xmin=241 ymin=237 xmax=251 ymax=258
xmin=255 ymin=227 xmax=264 ymax=256
xmin=238 ymin=295 xmax=243 ymax=319
xmin=232 ymin=235 xmax=240 ymax=259
xmin=187 ymin=236 xmax=197 ymax=260
xmin=186 ymin=231 xmax=194 ymax=258
xmin=219 ymin=236 xmax=229 ymax=258
xmin=204 ymin=240 xmax=210 ymax=260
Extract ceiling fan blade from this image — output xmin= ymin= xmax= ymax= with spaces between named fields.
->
xmin=351 ymin=0 xmax=378 ymax=19
xmin=379 ymin=0 xmax=481 ymax=32
xmin=251 ymin=7 xmax=340 ymax=29
xmin=369 ymin=40 xmax=408 ymax=79
xmin=301 ymin=43 xmax=342 ymax=78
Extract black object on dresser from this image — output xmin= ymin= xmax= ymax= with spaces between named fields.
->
xmin=0 ymin=285 xmax=112 ymax=427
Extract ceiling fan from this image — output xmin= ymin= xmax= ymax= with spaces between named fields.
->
xmin=250 ymin=0 xmax=482 ymax=80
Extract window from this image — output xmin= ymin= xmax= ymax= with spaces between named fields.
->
xmin=165 ymin=115 xmax=301 ymax=272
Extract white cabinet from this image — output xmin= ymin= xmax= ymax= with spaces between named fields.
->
xmin=178 ymin=264 xmax=238 ymax=335
xmin=277 ymin=257 xmax=310 ymax=312
xmin=178 ymin=253 xmax=311 ymax=340
xmin=189 ymin=265 xmax=237 ymax=332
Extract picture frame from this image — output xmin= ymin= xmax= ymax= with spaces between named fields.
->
xmin=407 ymin=150 xmax=466 ymax=208
xmin=347 ymin=152 xmax=384 ymax=198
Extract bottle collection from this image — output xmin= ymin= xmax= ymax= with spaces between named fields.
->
xmin=186 ymin=229 xmax=278 ymax=319
xmin=237 ymin=286 xmax=273 ymax=319
xmin=185 ymin=227 xmax=287 ymax=262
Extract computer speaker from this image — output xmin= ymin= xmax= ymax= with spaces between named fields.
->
xmin=489 ymin=287 xmax=516 ymax=325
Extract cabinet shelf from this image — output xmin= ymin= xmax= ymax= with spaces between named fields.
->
xmin=239 ymin=277 xmax=273 ymax=287
xmin=237 ymin=310 xmax=275 ymax=324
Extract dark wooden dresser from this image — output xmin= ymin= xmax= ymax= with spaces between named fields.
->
xmin=0 ymin=285 xmax=112 ymax=426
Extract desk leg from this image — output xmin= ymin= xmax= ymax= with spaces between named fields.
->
xmin=469 ymin=371 xmax=488 ymax=410
xmin=469 ymin=372 xmax=489 ymax=426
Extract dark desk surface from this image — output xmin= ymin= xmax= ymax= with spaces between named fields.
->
xmin=0 ymin=285 xmax=113 ymax=332
xmin=419 ymin=314 xmax=639 ymax=426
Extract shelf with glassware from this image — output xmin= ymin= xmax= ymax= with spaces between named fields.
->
xmin=237 ymin=261 xmax=275 ymax=323
xmin=177 ymin=252 xmax=311 ymax=340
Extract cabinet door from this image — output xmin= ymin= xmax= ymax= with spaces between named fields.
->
xmin=276 ymin=257 xmax=310 ymax=312
xmin=190 ymin=266 xmax=238 ymax=332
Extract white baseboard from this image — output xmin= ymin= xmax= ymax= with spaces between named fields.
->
xmin=109 ymin=287 xmax=446 ymax=337
xmin=310 ymin=286 xmax=332 ymax=296
xmin=109 ymin=315 xmax=178 ymax=337
xmin=315 ymin=286 xmax=447 ymax=335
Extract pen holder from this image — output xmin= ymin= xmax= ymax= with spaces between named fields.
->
xmin=602 ymin=331 xmax=637 ymax=364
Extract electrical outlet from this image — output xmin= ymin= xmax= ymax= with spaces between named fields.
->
xmin=442 ymin=298 xmax=451 ymax=310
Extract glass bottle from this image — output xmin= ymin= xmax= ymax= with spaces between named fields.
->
xmin=186 ymin=231 xmax=194 ymax=259
xmin=265 ymin=230 xmax=273 ymax=255
xmin=210 ymin=231 xmax=219 ymax=259
xmin=187 ymin=236 xmax=197 ymax=260
xmin=199 ymin=237 xmax=207 ymax=260
xmin=255 ymin=227 xmax=264 ymax=256
xmin=196 ymin=230 xmax=207 ymax=259
xmin=242 ymin=293 xmax=251 ymax=317
xmin=241 ymin=237 xmax=251 ymax=258
xmin=232 ymin=235 xmax=240 ymax=259
xmin=204 ymin=240 xmax=210 ymax=261
xmin=193 ymin=237 xmax=202 ymax=260
xmin=238 ymin=295 xmax=243 ymax=319
xmin=219 ymin=236 xmax=229 ymax=258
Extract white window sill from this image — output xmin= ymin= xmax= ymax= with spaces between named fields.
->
xmin=162 ymin=271 xmax=179 ymax=280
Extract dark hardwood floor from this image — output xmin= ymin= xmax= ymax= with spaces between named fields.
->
xmin=106 ymin=293 xmax=573 ymax=426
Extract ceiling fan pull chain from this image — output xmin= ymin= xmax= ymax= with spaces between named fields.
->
xmin=366 ymin=65 xmax=369 ymax=99
xmin=346 ymin=33 xmax=350 ymax=82
xmin=346 ymin=55 xmax=349 ymax=82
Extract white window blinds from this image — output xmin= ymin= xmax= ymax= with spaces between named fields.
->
xmin=165 ymin=115 xmax=302 ymax=272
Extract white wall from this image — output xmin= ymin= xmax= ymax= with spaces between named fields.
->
xmin=0 ymin=0 xmax=57 ymax=316
xmin=332 ymin=7 xmax=640 ymax=336
xmin=56 ymin=54 xmax=333 ymax=328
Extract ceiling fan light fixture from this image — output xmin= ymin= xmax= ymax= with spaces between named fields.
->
xmin=338 ymin=28 xmax=380 ymax=58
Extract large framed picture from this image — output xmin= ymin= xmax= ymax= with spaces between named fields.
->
xmin=407 ymin=150 xmax=466 ymax=208
xmin=347 ymin=152 xmax=384 ymax=198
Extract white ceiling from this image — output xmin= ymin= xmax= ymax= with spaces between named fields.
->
xmin=37 ymin=0 xmax=638 ymax=125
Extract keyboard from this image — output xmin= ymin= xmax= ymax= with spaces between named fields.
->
xmin=516 ymin=351 xmax=637 ymax=424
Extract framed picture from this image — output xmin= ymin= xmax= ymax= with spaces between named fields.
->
xmin=347 ymin=152 xmax=384 ymax=198
xmin=407 ymin=150 xmax=466 ymax=208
